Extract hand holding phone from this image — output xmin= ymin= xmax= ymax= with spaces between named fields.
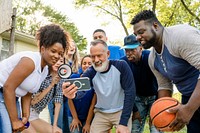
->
xmin=67 ymin=77 xmax=91 ymax=91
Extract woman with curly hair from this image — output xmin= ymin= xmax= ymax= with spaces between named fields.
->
xmin=0 ymin=24 xmax=69 ymax=133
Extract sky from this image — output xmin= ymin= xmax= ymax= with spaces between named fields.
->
xmin=42 ymin=0 xmax=126 ymax=45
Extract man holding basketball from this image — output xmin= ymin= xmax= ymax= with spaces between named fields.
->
xmin=130 ymin=10 xmax=200 ymax=133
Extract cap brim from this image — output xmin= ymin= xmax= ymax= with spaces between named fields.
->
xmin=122 ymin=42 xmax=140 ymax=49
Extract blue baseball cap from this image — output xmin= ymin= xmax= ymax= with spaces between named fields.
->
xmin=123 ymin=34 xmax=140 ymax=49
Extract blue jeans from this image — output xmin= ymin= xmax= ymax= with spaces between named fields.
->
xmin=48 ymin=98 xmax=70 ymax=132
xmin=63 ymin=98 xmax=70 ymax=133
xmin=68 ymin=116 xmax=86 ymax=133
xmin=0 ymin=92 xmax=20 ymax=133
xmin=132 ymin=95 xmax=162 ymax=133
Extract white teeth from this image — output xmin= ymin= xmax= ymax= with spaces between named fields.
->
xmin=141 ymin=40 xmax=145 ymax=45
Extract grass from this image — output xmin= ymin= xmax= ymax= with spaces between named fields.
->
xmin=111 ymin=92 xmax=187 ymax=133
xmin=111 ymin=123 xmax=187 ymax=133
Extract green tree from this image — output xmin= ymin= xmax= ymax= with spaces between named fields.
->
xmin=75 ymin=0 xmax=130 ymax=36
xmin=74 ymin=0 xmax=200 ymax=36
xmin=13 ymin=0 xmax=87 ymax=51
xmin=42 ymin=6 xmax=87 ymax=50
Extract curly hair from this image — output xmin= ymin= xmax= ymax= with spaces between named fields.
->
xmin=130 ymin=10 xmax=160 ymax=25
xmin=36 ymin=24 xmax=69 ymax=51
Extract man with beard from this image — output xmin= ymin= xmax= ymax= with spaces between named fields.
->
xmin=62 ymin=39 xmax=136 ymax=133
xmin=131 ymin=10 xmax=200 ymax=133
xmin=120 ymin=34 xmax=161 ymax=133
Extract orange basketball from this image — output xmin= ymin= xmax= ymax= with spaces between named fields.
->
xmin=150 ymin=97 xmax=179 ymax=132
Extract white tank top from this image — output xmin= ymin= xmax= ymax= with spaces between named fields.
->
xmin=0 ymin=51 xmax=48 ymax=97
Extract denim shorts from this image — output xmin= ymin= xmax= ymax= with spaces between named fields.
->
xmin=29 ymin=107 xmax=39 ymax=121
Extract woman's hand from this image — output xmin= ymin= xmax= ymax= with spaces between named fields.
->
xmin=12 ymin=119 xmax=27 ymax=133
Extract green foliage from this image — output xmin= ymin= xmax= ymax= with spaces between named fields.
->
xmin=75 ymin=0 xmax=130 ymax=36
xmin=42 ymin=6 xmax=87 ymax=50
xmin=156 ymin=0 xmax=200 ymax=28
xmin=13 ymin=0 xmax=87 ymax=51
xmin=74 ymin=0 xmax=200 ymax=36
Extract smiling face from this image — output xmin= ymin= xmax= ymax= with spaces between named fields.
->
xmin=41 ymin=42 xmax=64 ymax=67
xmin=90 ymin=42 xmax=110 ymax=72
xmin=81 ymin=56 xmax=92 ymax=72
xmin=133 ymin=20 xmax=157 ymax=49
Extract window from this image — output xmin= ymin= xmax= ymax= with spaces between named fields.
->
xmin=1 ymin=39 xmax=10 ymax=61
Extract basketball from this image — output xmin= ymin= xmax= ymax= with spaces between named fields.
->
xmin=150 ymin=97 xmax=179 ymax=132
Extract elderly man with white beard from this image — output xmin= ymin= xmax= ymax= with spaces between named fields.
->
xmin=62 ymin=39 xmax=136 ymax=133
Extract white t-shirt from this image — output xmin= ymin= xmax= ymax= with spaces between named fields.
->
xmin=0 ymin=51 xmax=48 ymax=97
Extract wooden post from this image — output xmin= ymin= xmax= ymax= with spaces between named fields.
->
xmin=9 ymin=7 xmax=17 ymax=56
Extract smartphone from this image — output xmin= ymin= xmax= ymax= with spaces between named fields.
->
xmin=66 ymin=77 xmax=91 ymax=91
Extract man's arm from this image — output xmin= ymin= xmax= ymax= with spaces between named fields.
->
xmin=158 ymin=89 xmax=172 ymax=98
xmin=118 ymin=61 xmax=135 ymax=126
xmin=169 ymin=79 xmax=200 ymax=131
xmin=183 ymin=79 xmax=200 ymax=117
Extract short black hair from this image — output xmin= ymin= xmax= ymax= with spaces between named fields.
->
xmin=130 ymin=10 xmax=160 ymax=25
xmin=93 ymin=29 xmax=106 ymax=36
xmin=36 ymin=24 xmax=68 ymax=50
